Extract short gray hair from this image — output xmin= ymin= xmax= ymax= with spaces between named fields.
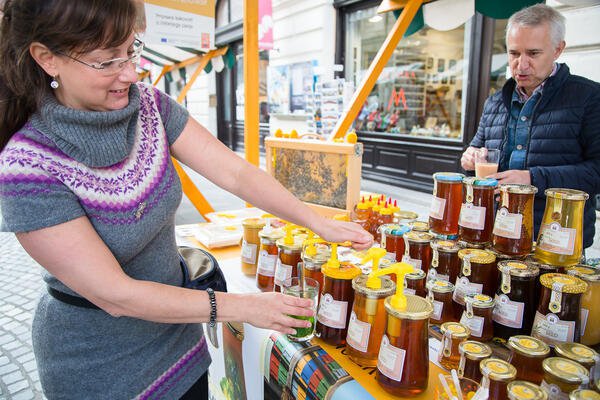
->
xmin=506 ymin=4 xmax=566 ymax=47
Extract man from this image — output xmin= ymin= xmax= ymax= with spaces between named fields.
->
xmin=461 ymin=4 xmax=600 ymax=250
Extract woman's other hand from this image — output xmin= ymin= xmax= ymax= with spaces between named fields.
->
xmin=242 ymin=292 xmax=315 ymax=335
xmin=312 ymin=217 xmax=373 ymax=250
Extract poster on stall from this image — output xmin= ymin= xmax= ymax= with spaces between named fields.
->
xmin=144 ymin=0 xmax=215 ymax=49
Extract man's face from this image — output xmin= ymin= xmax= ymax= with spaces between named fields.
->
xmin=507 ymin=22 xmax=565 ymax=96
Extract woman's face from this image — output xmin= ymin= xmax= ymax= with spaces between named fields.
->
xmin=53 ymin=32 xmax=140 ymax=112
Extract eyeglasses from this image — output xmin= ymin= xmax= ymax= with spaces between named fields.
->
xmin=58 ymin=39 xmax=144 ymax=76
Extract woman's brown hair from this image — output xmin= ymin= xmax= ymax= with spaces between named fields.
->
xmin=0 ymin=0 xmax=138 ymax=150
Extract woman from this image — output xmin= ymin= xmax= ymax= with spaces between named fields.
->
xmin=0 ymin=1 xmax=372 ymax=399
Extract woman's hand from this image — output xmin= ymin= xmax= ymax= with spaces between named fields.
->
xmin=242 ymin=292 xmax=315 ymax=335
xmin=311 ymin=217 xmax=373 ymax=250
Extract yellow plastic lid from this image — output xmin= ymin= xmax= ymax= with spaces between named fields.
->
xmin=507 ymin=335 xmax=550 ymax=357
xmin=322 ymin=261 xmax=361 ymax=280
xmin=276 ymin=235 xmax=304 ymax=252
xmin=459 ymin=340 xmax=492 ymax=361
xmin=539 ymin=273 xmax=588 ymax=294
xmin=542 ymin=357 xmax=589 ymax=385
xmin=480 ymin=358 xmax=517 ymax=382
xmin=380 ymin=207 xmax=393 ymax=216
xmin=507 ymin=381 xmax=548 ymax=400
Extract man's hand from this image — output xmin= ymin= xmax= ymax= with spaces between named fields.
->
xmin=487 ymin=169 xmax=531 ymax=185
xmin=460 ymin=146 xmax=479 ymax=171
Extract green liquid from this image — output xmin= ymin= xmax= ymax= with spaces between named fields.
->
xmin=289 ymin=315 xmax=315 ymax=340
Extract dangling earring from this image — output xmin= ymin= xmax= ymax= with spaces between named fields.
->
xmin=50 ymin=76 xmax=59 ymax=89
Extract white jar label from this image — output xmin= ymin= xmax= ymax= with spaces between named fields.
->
xmin=404 ymin=287 xmax=416 ymax=295
xmin=257 ymin=250 xmax=277 ymax=277
xmin=317 ymin=293 xmax=348 ymax=329
xmin=581 ymin=308 xmax=589 ymax=336
xmin=537 ymin=222 xmax=577 ymax=256
xmin=432 ymin=300 xmax=444 ymax=321
xmin=541 ymin=380 xmax=569 ymax=400
xmin=493 ymin=207 xmax=523 ymax=239
xmin=273 ymin=260 xmax=293 ymax=286
xmin=430 ymin=196 xmax=446 ymax=220
xmin=384 ymin=251 xmax=397 ymax=262
xmin=531 ymin=311 xmax=575 ymax=346
xmin=492 ymin=294 xmax=525 ymax=329
xmin=459 ymin=203 xmax=486 ymax=231
xmin=452 ymin=276 xmax=483 ymax=305
xmin=377 ymin=335 xmax=406 ymax=381
xmin=460 ymin=312 xmax=485 ymax=338
xmin=401 ymin=254 xmax=422 ymax=270
xmin=241 ymin=240 xmax=257 ymax=264
xmin=346 ymin=311 xmax=371 ymax=353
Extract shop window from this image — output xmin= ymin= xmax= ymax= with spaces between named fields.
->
xmin=489 ymin=19 xmax=509 ymax=96
xmin=345 ymin=6 xmax=469 ymax=141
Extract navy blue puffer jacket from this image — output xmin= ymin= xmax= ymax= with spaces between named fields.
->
xmin=471 ymin=64 xmax=600 ymax=249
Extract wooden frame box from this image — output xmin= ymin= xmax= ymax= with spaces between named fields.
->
xmin=265 ymin=137 xmax=363 ymax=218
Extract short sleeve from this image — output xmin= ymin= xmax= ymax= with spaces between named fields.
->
xmin=150 ymin=85 xmax=190 ymax=145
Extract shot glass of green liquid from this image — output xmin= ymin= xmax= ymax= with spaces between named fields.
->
xmin=281 ymin=277 xmax=319 ymax=342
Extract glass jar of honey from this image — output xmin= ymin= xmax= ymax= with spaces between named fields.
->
xmin=507 ymin=381 xmax=548 ymax=400
xmin=429 ymin=172 xmax=465 ymax=236
xmin=458 ymin=340 xmax=492 ymax=383
xmin=541 ymin=357 xmax=589 ymax=399
xmin=316 ymin=259 xmax=362 ymax=346
xmin=532 ymin=273 xmax=588 ymax=347
xmin=376 ymin=295 xmax=433 ymax=396
xmin=402 ymin=231 xmax=434 ymax=274
xmin=352 ymin=198 xmax=372 ymax=233
xmin=493 ymin=184 xmax=537 ymax=257
xmin=570 ymin=389 xmax=600 ymax=400
xmin=347 ymin=275 xmax=396 ymax=367
xmin=460 ymin=293 xmax=495 ymax=341
xmin=507 ymin=335 xmax=551 ymax=385
xmin=273 ymin=235 xmax=304 ymax=292
xmin=439 ymin=322 xmax=471 ymax=371
xmin=453 ymin=249 xmax=497 ymax=312
xmin=525 ymin=255 xmax=565 ymax=302
xmin=301 ymin=243 xmax=330 ymax=294
xmin=480 ymin=358 xmax=517 ymax=400
xmin=430 ymin=240 xmax=461 ymax=283
xmin=566 ymin=265 xmax=600 ymax=346
xmin=394 ymin=210 xmax=418 ymax=225
xmin=410 ymin=220 xmax=430 ymax=233
xmin=256 ymin=225 xmax=284 ymax=291
xmin=493 ymin=260 xmax=540 ymax=339
xmin=374 ymin=207 xmax=394 ymax=243
xmin=535 ymin=189 xmax=589 ymax=267
xmin=459 ymin=177 xmax=498 ymax=247
xmin=241 ymin=218 xmax=266 ymax=275
xmin=379 ymin=223 xmax=411 ymax=262
xmin=427 ymin=279 xmax=455 ymax=325
xmin=405 ymin=269 xmax=426 ymax=297
xmin=555 ymin=343 xmax=599 ymax=379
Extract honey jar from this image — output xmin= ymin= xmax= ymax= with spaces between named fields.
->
xmin=402 ymin=231 xmax=434 ymax=274
xmin=507 ymin=335 xmax=551 ymax=385
xmin=316 ymin=244 xmax=362 ymax=345
xmin=430 ymin=240 xmax=461 ymax=283
xmin=532 ymin=273 xmax=588 ymax=347
xmin=541 ymin=357 xmax=589 ymax=399
xmin=565 ymin=265 xmax=600 ymax=346
xmin=458 ymin=340 xmax=492 ymax=383
xmin=459 ymin=177 xmax=498 ymax=247
xmin=256 ymin=223 xmax=284 ymax=291
xmin=301 ymin=243 xmax=330 ymax=293
xmin=427 ymin=279 xmax=455 ymax=325
xmin=439 ymin=322 xmax=471 ymax=371
xmin=480 ymin=358 xmax=517 ymax=400
xmin=507 ymin=381 xmax=548 ymax=400
xmin=273 ymin=229 xmax=305 ymax=292
xmin=378 ymin=223 xmax=411 ymax=262
xmin=555 ymin=343 xmax=599 ymax=380
xmin=569 ymin=389 xmax=600 ymax=400
xmin=405 ymin=269 xmax=426 ymax=297
xmin=460 ymin=293 xmax=495 ymax=341
xmin=429 ymin=172 xmax=465 ymax=236
xmin=376 ymin=263 xmax=433 ymax=397
xmin=457 ymin=248 xmax=497 ymax=297
xmin=493 ymin=260 xmax=540 ymax=339
xmin=535 ymin=189 xmax=589 ymax=267
xmin=241 ymin=218 xmax=266 ymax=275
xmin=493 ymin=184 xmax=538 ymax=257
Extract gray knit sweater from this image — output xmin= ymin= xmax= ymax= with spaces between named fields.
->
xmin=0 ymin=83 xmax=210 ymax=399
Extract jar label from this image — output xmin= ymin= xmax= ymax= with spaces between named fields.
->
xmin=380 ymin=234 xmax=386 ymax=249
xmin=493 ymin=207 xmax=523 ymax=239
xmin=452 ymin=277 xmax=483 ymax=305
xmin=429 ymin=196 xmax=446 ymax=220
xmin=257 ymin=251 xmax=277 ymax=277
xmin=460 ymin=312 xmax=485 ymax=337
xmin=317 ymin=293 xmax=348 ymax=329
xmin=273 ymin=260 xmax=293 ymax=285
xmin=459 ymin=203 xmax=486 ymax=231
xmin=401 ymin=254 xmax=422 ymax=270
xmin=384 ymin=251 xmax=397 ymax=262
xmin=531 ymin=311 xmax=575 ymax=346
xmin=404 ymin=287 xmax=416 ymax=295
xmin=346 ymin=311 xmax=371 ymax=353
xmin=428 ymin=268 xmax=449 ymax=282
xmin=377 ymin=335 xmax=406 ymax=381
xmin=241 ymin=240 xmax=258 ymax=264
xmin=492 ymin=294 xmax=525 ymax=329
xmin=432 ymin=299 xmax=444 ymax=321
xmin=538 ymin=222 xmax=577 ymax=256
xmin=581 ymin=308 xmax=589 ymax=336
xmin=540 ymin=380 xmax=568 ymax=400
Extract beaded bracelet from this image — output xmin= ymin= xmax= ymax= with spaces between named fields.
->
xmin=206 ymin=288 xmax=217 ymax=327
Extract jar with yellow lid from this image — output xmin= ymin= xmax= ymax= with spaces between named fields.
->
xmin=352 ymin=197 xmax=372 ymax=233
xmin=507 ymin=380 xmax=548 ymax=400
xmin=460 ymin=293 xmax=495 ymax=341
xmin=493 ymin=260 xmax=540 ymax=339
xmin=566 ymin=265 xmax=600 ymax=346
xmin=480 ymin=358 xmax=517 ymax=400
xmin=439 ymin=322 xmax=471 ymax=371
xmin=241 ymin=218 xmax=266 ymax=275
xmin=316 ymin=244 xmax=362 ymax=345
xmin=570 ymin=389 xmax=600 ymax=400
xmin=459 ymin=177 xmax=498 ymax=247
xmin=427 ymin=279 xmax=455 ymax=325
xmin=452 ymin=249 xmax=496 ymax=314
xmin=273 ymin=232 xmax=305 ymax=292
xmin=541 ymin=357 xmax=590 ymax=399
xmin=555 ymin=343 xmax=599 ymax=379
xmin=376 ymin=265 xmax=433 ymax=396
xmin=301 ymin=242 xmax=330 ymax=293
xmin=493 ymin=184 xmax=538 ymax=257
xmin=458 ymin=340 xmax=492 ymax=383
xmin=378 ymin=223 xmax=411 ymax=262
xmin=347 ymin=274 xmax=396 ymax=367
xmin=402 ymin=231 xmax=434 ymax=274
xmin=256 ymin=224 xmax=284 ymax=291
xmin=410 ymin=220 xmax=430 ymax=232
xmin=532 ymin=273 xmax=588 ymax=346
xmin=374 ymin=207 xmax=394 ymax=243
xmin=429 ymin=172 xmax=465 ymax=236
xmin=508 ymin=335 xmax=551 ymax=384
xmin=430 ymin=240 xmax=461 ymax=283
xmin=405 ymin=269 xmax=426 ymax=297
xmin=394 ymin=210 xmax=418 ymax=225
xmin=535 ymin=189 xmax=589 ymax=267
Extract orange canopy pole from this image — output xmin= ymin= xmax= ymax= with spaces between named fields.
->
xmin=244 ymin=0 xmax=260 ymax=168
xmin=329 ymin=0 xmax=423 ymax=140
